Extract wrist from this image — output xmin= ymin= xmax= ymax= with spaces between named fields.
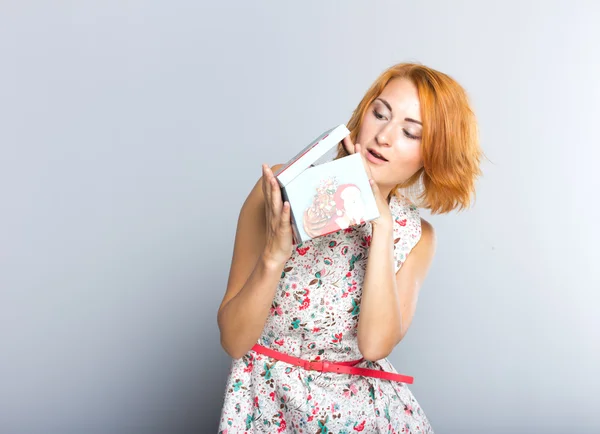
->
xmin=371 ymin=219 xmax=394 ymax=235
xmin=260 ymin=251 xmax=287 ymax=270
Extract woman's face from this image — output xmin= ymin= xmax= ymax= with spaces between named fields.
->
xmin=355 ymin=77 xmax=424 ymax=198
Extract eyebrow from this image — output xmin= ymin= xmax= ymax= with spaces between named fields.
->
xmin=376 ymin=97 xmax=422 ymax=126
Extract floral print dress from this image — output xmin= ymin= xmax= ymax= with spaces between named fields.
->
xmin=218 ymin=194 xmax=434 ymax=433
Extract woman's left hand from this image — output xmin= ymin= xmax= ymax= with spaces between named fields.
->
xmin=342 ymin=136 xmax=394 ymax=231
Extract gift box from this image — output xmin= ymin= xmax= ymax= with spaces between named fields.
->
xmin=274 ymin=124 xmax=380 ymax=244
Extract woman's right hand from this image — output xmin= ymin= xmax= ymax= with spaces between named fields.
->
xmin=261 ymin=164 xmax=293 ymax=266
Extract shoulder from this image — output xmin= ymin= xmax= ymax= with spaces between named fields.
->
xmin=420 ymin=217 xmax=434 ymax=237
xmin=415 ymin=217 xmax=437 ymax=258
xmin=394 ymin=216 xmax=436 ymax=278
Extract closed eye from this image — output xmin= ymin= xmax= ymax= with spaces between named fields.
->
xmin=372 ymin=109 xmax=386 ymax=120
xmin=374 ymin=109 xmax=421 ymax=139
xmin=403 ymin=130 xmax=421 ymax=140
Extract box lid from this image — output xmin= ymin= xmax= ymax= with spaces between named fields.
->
xmin=274 ymin=124 xmax=350 ymax=187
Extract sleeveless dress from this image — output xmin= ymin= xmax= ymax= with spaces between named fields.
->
xmin=218 ymin=194 xmax=434 ymax=433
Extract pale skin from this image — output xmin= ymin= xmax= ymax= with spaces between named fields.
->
xmin=217 ymin=78 xmax=437 ymax=361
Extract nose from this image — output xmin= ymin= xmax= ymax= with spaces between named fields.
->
xmin=375 ymin=122 xmax=398 ymax=147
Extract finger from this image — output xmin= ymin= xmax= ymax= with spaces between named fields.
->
xmin=281 ymin=201 xmax=291 ymax=228
xmin=270 ymin=177 xmax=282 ymax=219
xmin=369 ymin=178 xmax=385 ymax=203
xmin=261 ymin=165 xmax=270 ymax=214
xmin=263 ymin=164 xmax=273 ymax=207
xmin=369 ymin=178 xmax=378 ymax=191
xmin=342 ymin=136 xmax=355 ymax=155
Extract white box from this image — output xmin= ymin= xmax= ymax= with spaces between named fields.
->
xmin=274 ymin=124 xmax=380 ymax=244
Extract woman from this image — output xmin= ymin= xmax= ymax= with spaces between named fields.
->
xmin=217 ymin=62 xmax=482 ymax=433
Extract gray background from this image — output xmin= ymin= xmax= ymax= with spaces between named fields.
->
xmin=1 ymin=1 xmax=599 ymax=433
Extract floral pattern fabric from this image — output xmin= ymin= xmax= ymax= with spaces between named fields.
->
xmin=218 ymin=194 xmax=433 ymax=433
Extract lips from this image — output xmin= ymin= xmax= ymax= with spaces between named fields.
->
xmin=367 ymin=148 xmax=387 ymax=162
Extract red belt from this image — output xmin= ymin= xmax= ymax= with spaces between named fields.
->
xmin=252 ymin=344 xmax=414 ymax=384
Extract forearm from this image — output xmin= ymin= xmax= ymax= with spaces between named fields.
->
xmin=218 ymin=254 xmax=285 ymax=359
xmin=357 ymin=224 xmax=402 ymax=360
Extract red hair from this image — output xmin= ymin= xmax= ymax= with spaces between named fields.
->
xmin=335 ymin=63 xmax=483 ymax=214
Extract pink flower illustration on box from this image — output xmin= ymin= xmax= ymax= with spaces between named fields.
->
xmin=303 ymin=180 xmax=367 ymax=238
xmin=302 ymin=176 xmax=339 ymax=234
